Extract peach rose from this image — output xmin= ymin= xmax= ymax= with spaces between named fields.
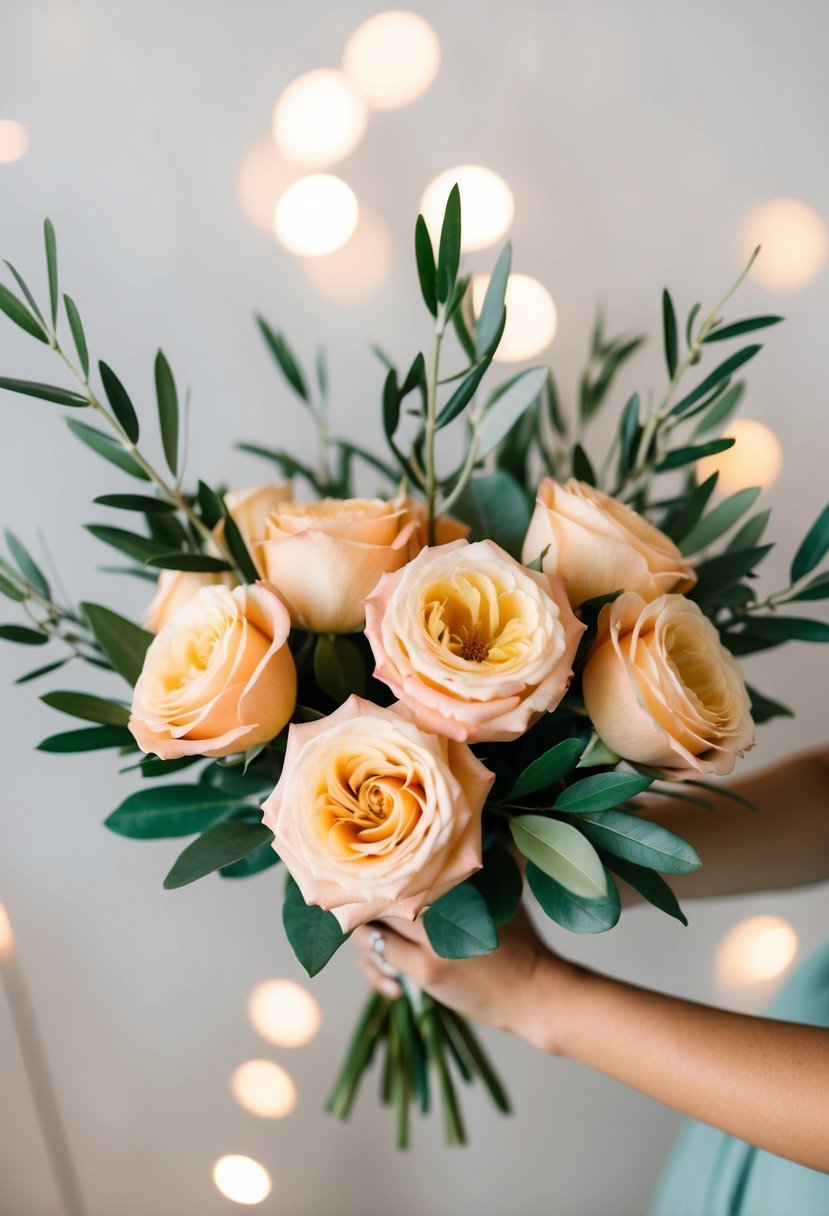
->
xmin=144 ymin=483 xmax=292 ymax=632
xmin=522 ymin=477 xmax=697 ymax=608
xmin=256 ymin=495 xmax=419 ymax=633
xmin=262 ymin=696 xmax=494 ymax=933
xmin=365 ymin=539 xmax=585 ymax=743
xmin=130 ymin=582 xmax=296 ymax=759
xmin=582 ymin=592 xmax=754 ymax=777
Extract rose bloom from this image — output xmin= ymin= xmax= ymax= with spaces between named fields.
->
xmin=365 ymin=539 xmax=585 ymax=743
xmin=130 ymin=582 xmax=296 ymax=759
xmin=582 ymin=591 xmax=754 ymax=777
xmin=522 ymin=477 xmax=697 ymax=608
xmin=144 ymin=483 xmax=292 ymax=632
xmin=256 ymin=495 xmax=419 ymax=633
xmin=261 ymin=696 xmax=494 ymax=933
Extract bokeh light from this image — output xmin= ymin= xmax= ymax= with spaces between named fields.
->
xmin=231 ymin=1059 xmax=297 ymax=1119
xmin=302 ymin=206 xmax=393 ymax=302
xmin=212 ymin=1155 xmax=272 ymax=1206
xmin=696 ymin=418 xmax=783 ymax=493
xmin=0 ymin=901 xmax=13 ymax=960
xmin=343 ymin=11 xmax=441 ymax=110
xmin=421 ymin=166 xmax=514 ymax=252
xmin=274 ymin=175 xmax=359 ymax=257
xmin=742 ymin=198 xmax=828 ymax=292
xmin=471 ymin=272 xmax=558 ymax=362
xmin=247 ymin=979 xmax=321 ymax=1048
xmin=237 ymin=136 xmax=298 ymax=235
xmin=272 ymin=69 xmax=367 ymax=168
xmin=716 ymin=915 xmax=798 ymax=987
xmin=0 ymin=121 xmax=30 ymax=165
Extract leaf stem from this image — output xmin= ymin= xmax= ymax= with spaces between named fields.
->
xmin=424 ymin=310 xmax=447 ymax=544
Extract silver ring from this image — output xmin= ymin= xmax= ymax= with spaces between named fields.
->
xmin=369 ymin=930 xmax=398 ymax=978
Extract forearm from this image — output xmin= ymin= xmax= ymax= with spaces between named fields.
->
xmin=530 ymin=959 xmax=829 ymax=1171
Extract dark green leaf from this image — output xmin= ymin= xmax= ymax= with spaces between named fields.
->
xmin=618 ymin=392 xmax=641 ymax=478
xmin=788 ymin=571 xmax=829 ymax=602
xmin=471 ymin=846 xmax=523 ymax=925
xmin=314 ymin=634 xmax=367 ymax=702
xmin=526 ymin=861 xmax=620 ymax=933
xmin=44 ymin=218 xmax=58 ymax=327
xmin=691 ymin=381 xmax=744 ymax=437
xmin=662 ymin=288 xmax=678 ymax=378
xmin=0 ymin=283 xmax=49 ymax=342
xmin=554 ymin=771 xmax=653 ymax=814
xmin=670 ymin=346 xmax=762 ymax=417
xmin=746 ymin=615 xmax=829 ymax=643
xmin=726 ymin=509 xmax=770 ymax=553
xmin=154 ymin=350 xmax=179 ymax=475
xmin=222 ymin=506 xmax=258 ymax=583
xmin=0 ymin=624 xmax=48 ymax=645
xmin=509 ymin=814 xmax=607 ymax=897
xmin=577 ymin=809 xmax=700 ymax=874
xmin=685 ymin=301 xmax=701 ymax=349
xmin=164 ymin=820 xmax=273 ymax=888
xmin=0 ymin=570 xmax=25 ymax=601
xmin=146 ymin=553 xmax=232 ymax=573
xmin=14 ymin=657 xmax=69 ymax=683
xmin=256 ymin=316 xmax=308 ymax=401
xmin=436 ymin=183 xmax=461 ymax=306
xmin=424 ymin=882 xmax=498 ymax=959
xmin=679 ymin=487 xmax=761 ymax=555
xmin=3 ymin=261 xmax=47 ymax=328
xmin=656 ymin=438 xmax=734 ymax=472
xmin=86 ymin=524 xmax=166 ymax=563
xmin=414 ymin=215 xmax=437 ymax=316
xmin=452 ymin=471 xmax=530 ymax=557
xmin=704 ymin=316 xmax=782 ymax=342
xmin=791 ymin=504 xmax=829 ymax=583
xmin=507 ymin=737 xmax=584 ymax=800
xmin=689 ymin=544 xmax=773 ymax=603
xmin=63 ymin=294 xmax=89 ymax=378
xmin=106 ymin=784 xmax=240 ymax=838
xmin=435 ymin=356 xmax=492 ymax=429
xmin=94 ymin=493 xmax=176 ymax=513
xmin=41 ymin=690 xmax=130 ymax=725
xmin=477 ymin=366 xmax=546 ymax=458
xmin=747 ymin=685 xmax=794 ymax=724
xmin=572 ymin=443 xmax=597 ymax=484
xmin=5 ymin=529 xmax=50 ymax=597
xmin=0 ymin=376 xmax=86 ymax=407
xmin=81 ymin=602 xmax=153 ymax=684
xmin=283 ymin=874 xmax=348 ymax=976
xmin=39 ymin=725 xmax=133 ymax=753
xmin=220 ymin=841 xmax=280 ymax=879
xmin=235 ymin=443 xmax=318 ymax=488
xmin=99 ymin=361 xmax=139 ymax=444
xmin=197 ymin=481 xmax=224 ymax=528
xmin=67 ymin=418 xmax=150 ymax=479
xmin=599 ymin=853 xmax=687 ymax=925
xmin=475 ymin=243 xmax=511 ymax=357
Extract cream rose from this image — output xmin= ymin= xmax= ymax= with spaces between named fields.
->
xmin=130 ymin=582 xmax=297 ymax=759
xmin=582 ymin=592 xmax=754 ymax=777
xmin=144 ymin=483 xmax=292 ymax=632
xmin=364 ymin=539 xmax=585 ymax=744
xmin=261 ymin=696 xmax=494 ymax=933
xmin=522 ymin=477 xmax=697 ymax=608
xmin=256 ymin=495 xmax=419 ymax=633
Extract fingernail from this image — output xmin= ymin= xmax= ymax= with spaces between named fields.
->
xmin=380 ymin=978 xmax=402 ymax=999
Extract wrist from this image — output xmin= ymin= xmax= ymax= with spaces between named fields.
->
xmin=513 ymin=950 xmax=594 ymax=1055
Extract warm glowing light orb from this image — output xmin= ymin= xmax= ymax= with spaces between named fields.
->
xmin=421 ymin=166 xmax=514 ymax=252
xmin=716 ymin=916 xmax=798 ymax=987
xmin=231 ymin=1059 xmax=297 ymax=1119
xmin=247 ymin=978 xmax=321 ymax=1048
xmin=343 ymin=11 xmax=441 ymax=110
xmin=0 ymin=901 xmax=13 ymax=960
xmin=272 ymin=69 xmax=367 ymax=168
xmin=274 ymin=175 xmax=359 ymax=258
xmin=696 ymin=418 xmax=783 ymax=494
xmin=212 ymin=1155 xmax=272 ymax=1206
xmin=471 ymin=272 xmax=558 ymax=362
xmin=237 ymin=137 xmax=298 ymax=235
xmin=0 ymin=120 xmax=30 ymax=164
xmin=742 ymin=198 xmax=828 ymax=292
xmin=303 ymin=207 xmax=393 ymax=303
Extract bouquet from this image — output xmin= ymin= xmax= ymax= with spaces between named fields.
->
xmin=2 ymin=190 xmax=828 ymax=1148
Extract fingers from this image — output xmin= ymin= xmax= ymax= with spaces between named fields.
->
xmin=352 ymin=921 xmax=438 ymax=990
xmin=359 ymin=954 xmax=402 ymax=1000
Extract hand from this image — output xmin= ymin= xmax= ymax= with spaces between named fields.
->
xmin=352 ymin=906 xmax=579 ymax=1050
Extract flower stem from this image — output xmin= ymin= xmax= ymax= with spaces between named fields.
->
xmin=424 ymin=311 xmax=447 ymax=545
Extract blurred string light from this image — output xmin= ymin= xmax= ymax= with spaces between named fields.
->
xmin=696 ymin=418 xmax=783 ymax=494
xmin=421 ymin=166 xmax=514 ymax=252
xmin=342 ymin=11 xmax=441 ymax=110
xmin=0 ymin=120 xmax=30 ymax=164
xmin=0 ymin=900 xmax=13 ymax=959
xmin=471 ymin=272 xmax=558 ymax=362
xmin=716 ymin=916 xmax=798 ymax=987
xmin=231 ymin=1059 xmax=297 ymax=1120
xmin=742 ymin=198 xmax=828 ymax=292
xmin=274 ymin=175 xmax=359 ymax=257
xmin=302 ymin=206 xmax=393 ymax=302
xmin=212 ymin=1155 xmax=272 ymax=1206
xmin=272 ymin=69 xmax=367 ymax=168
xmin=247 ymin=978 xmax=321 ymax=1048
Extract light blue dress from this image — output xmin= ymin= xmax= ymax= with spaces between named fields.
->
xmin=650 ymin=942 xmax=829 ymax=1216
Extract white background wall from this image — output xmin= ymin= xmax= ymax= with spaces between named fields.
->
xmin=1 ymin=1 xmax=828 ymax=1213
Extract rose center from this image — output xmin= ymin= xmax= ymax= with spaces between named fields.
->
xmin=458 ymin=628 xmax=489 ymax=663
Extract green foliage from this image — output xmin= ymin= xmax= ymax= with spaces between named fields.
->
xmin=662 ymin=289 xmax=678 ymax=378
xmin=424 ymin=882 xmax=498 ymax=958
xmin=283 ymin=874 xmax=348 ymax=976
xmin=314 ymin=635 xmax=367 ymax=701
xmin=507 ymin=737 xmax=583 ymax=800
xmin=414 ymin=215 xmax=437 ymax=316
xmin=0 ymin=376 xmax=86 ymax=406
xmin=42 ymin=690 xmax=130 ymax=725
xmin=106 ymin=784 xmax=242 ymax=838
xmin=67 ymin=418 xmax=150 ymax=478
xmin=679 ymin=487 xmax=761 ymax=555
xmin=81 ymin=603 xmax=152 ymax=685
xmin=436 ymin=184 xmax=461 ymax=306
xmin=509 ymin=814 xmax=607 ymax=898
xmin=576 ymin=809 xmax=701 ymax=874
xmin=791 ymin=504 xmax=829 ymax=583
xmin=526 ymin=861 xmax=620 ymax=933
xmin=99 ymin=361 xmax=139 ymax=443
xmin=554 ymin=771 xmax=652 ymax=814
xmin=0 ymin=284 xmax=49 ymax=342
xmin=154 ymin=350 xmax=179 ymax=475
xmin=63 ymin=294 xmax=89 ymax=378
xmin=0 ymin=624 xmax=47 ymax=644
xmin=471 ymin=846 xmax=523 ymax=925
xmin=452 ymin=471 xmax=530 ymax=557
xmin=164 ymin=820 xmax=273 ymax=888
xmin=39 ymin=725 xmax=133 ymax=753
xmin=599 ymin=853 xmax=688 ymax=925
xmin=670 ymin=345 xmax=762 ymax=417
xmin=256 ymin=316 xmax=309 ymax=401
